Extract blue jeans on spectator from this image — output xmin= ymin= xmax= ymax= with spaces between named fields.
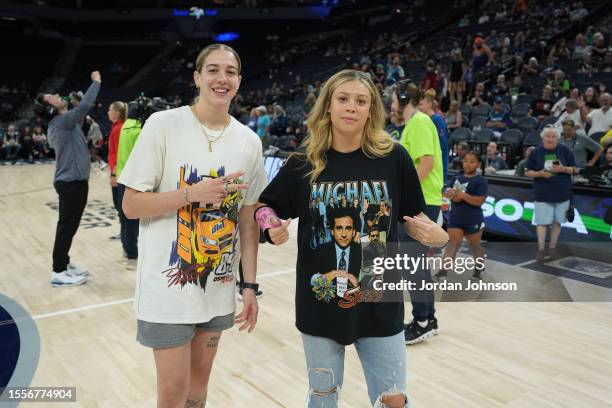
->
xmin=302 ymin=332 xmax=409 ymax=408
xmin=117 ymin=183 xmax=139 ymax=259
xmin=397 ymin=205 xmax=440 ymax=321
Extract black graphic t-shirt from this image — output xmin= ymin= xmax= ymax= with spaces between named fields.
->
xmin=259 ymin=144 xmax=425 ymax=345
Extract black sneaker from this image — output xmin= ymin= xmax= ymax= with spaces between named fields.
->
xmin=404 ymin=320 xmax=434 ymax=345
xmin=472 ymin=268 xmax=485 ymax=280
xmin=433 ymin=269 xmax=448 ymax=281
xmin=237 ymin=287 xmax=263 ymax=301
xmin=430 ymin=317 xmax=438 ymax=335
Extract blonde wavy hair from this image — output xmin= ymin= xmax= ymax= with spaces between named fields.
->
xmin=301 ymin=69 xmax=394 ymax=183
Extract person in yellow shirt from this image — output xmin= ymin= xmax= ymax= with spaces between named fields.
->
xmin=392 ymin=80 xmax=444 ymax=345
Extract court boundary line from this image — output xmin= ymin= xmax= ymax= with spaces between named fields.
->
xmin=32 ymin=268 xmax=295 ymax=321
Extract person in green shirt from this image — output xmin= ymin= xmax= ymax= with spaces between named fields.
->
xmin=116 ymin=117 xmax=142 ymax=266
xmin=392 ymin=80 xmax=444 ymax=345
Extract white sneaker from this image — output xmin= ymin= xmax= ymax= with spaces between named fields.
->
xmin=51 ymin=271 xmax=87 ymax=287
xmin=67 ymin=263 xmax=89 ymax=276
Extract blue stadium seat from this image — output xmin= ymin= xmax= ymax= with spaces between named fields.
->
xmin=511 ymin=103 xmax=530 ymax=118
xmin=470 ymin=115 xmax=488 ymax=130
xmin=473 ymin=104 xmax=490 ymax=117
xmin=538 ymin=115 xmax=559 ymax=130
xmin=523 ymin=130 xmax=542 ymax=147
xmin=516 ymin=116 xmax=538 ymax=134
xmin=500 ymin=129 xmax=524 ymax=148
xmin=450 ymin=127 xmax=472 ymax=142
xmin=472 ymin=129 xmax=495 ymax=143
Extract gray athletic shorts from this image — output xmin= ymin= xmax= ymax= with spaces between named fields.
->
xmin=136 ymin=313 xmax=234 ymax=349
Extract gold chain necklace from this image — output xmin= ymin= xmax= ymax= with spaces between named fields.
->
xmin=192 ymin=106 xmax=231 ymax=152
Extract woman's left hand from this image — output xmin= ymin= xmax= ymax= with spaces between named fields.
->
xmin=403 ymin=215 xmax=449 ymax=248
xmin=235 ymin=290 xmax=258 ymax=333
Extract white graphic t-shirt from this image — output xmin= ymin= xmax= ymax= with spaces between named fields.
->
xmin=119 ymin=105 xmax=267 ymax=323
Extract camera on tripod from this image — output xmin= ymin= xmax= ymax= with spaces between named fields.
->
xmin=127 ymin=94 xmax=177 ymax=124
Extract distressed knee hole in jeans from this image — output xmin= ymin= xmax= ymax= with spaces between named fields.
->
xmin=373 ymin=388 xmax=409 ymax=408
xmin=307 ymin=368 xmax=340 ymax=406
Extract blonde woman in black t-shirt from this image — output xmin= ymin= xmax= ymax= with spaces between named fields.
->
xmin=255 ymin=70 xmax=448 ymax=408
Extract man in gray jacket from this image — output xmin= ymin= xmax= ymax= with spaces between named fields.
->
xmin=35 ymin=71 xmax=101 ymax=287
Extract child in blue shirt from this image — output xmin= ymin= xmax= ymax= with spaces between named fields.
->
xmin=436 ymin=151 xmax=488 ymax=280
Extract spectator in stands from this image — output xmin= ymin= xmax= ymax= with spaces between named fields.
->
xmin=32 ymin=125 xmax=48 ymax=159
xmin=420 ymin=89 xmax=449 ymax=182
xmin=555 ymin=99 xmax=586 ymax=130
xmin=559 ymin=119 xmax=602 ymax=168
xmin=509 ymin=75 xmax=531 ymax=97
xmin=270 ymin=104 xmax=287 ymax=136
xmin=578 ymin=53 xmax=594 ymax=73
xmin=573 ymin=34 xmax=591 ymax=61
xmin=247 ymin=107 xmax=258 ymax=132
xmin=569 ymin=2 xmax=588 ymax=21
xmin=421 ymin=60 xmax=437 ymax=91
xmin=305 ymin=92 xmax=316 ymax=113
xmin=549 ymin=70 xmax=570 ymax=99
xmin=586 ymin=93 xmax=612 ymax=137
xmin=548 ymin=39 xmax=571 ymax=60
xmin=458 ymin=14 xmax=470 ymax=27
xmin=522 ymin=57 xmax=541 ymax=77
xmin=19 ymin=125 xmax=33 ymax=161
xmin=445 ymin=100 xmax=462 ymax=131
xmin=486 ymin=96 xmax=512 ymax=134
xmin=483 ymin=141 xmax=509 ymax=174
xmin=386 ymin=97 xmax=405 ymax=140
xmin=591 ymin=33 xmax=608 ymax=62
xmin=4 ymin=124 xmax=20 ymax=159
xmin=468 ymin=82 xmax=486 ymax=107
xmin=552 ymin=88 xmax=580 ymax=116
xmin=499 ymin=47 xmax=512 ymax=67
xmin=515 ymin=145 xmax=535 ymax=176
xmin=387 ymin=56 xmax=405 ymax=82
xmin=525 ymin=126 xmax=577 ymax=261
xmin=489 ymin=74 xmax=509 ymax=101
xmin=472 ymin=37 xmax=493 ymax=77
xmin=256 ymin=105 xmax=270 ymax=138
xmin=529 ymin=85 xmax=554 ymax=120
xmin=372 ymin=64 xmax=386 ymax=84
xmin=85 ymin=115 xmax=104 ymax=167
xmin=448 ymin=50 xmax=466 ymax=105
xmin=451 ymin=141 xmax=469 ymax=170
xmin=583 ymin=86 xmax=600 ymax=111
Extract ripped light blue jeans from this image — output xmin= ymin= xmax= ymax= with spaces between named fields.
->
xmin=301 ymin=331 xmax=409 ymax=407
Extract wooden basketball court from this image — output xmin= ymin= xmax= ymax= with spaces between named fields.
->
xmin=1 ymin=163 xmax=611 ymax=407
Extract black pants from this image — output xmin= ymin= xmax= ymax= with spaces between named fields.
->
xmin=398 ymin=205 xmax=440 ymax=321
xmin=52 ymin=180 xmax=88 ymax=272
xmin=111 ymin=185 xmax=120 ymax=213
xmin=117 ymin=184 xmax=139 ymax=259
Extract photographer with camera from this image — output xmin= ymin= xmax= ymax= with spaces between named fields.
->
xmin=34 ymin=70 xmax=101 ymax=287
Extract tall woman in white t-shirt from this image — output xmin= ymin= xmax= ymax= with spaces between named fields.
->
xmin=120 ymin=44 xmax=265 ymax=408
